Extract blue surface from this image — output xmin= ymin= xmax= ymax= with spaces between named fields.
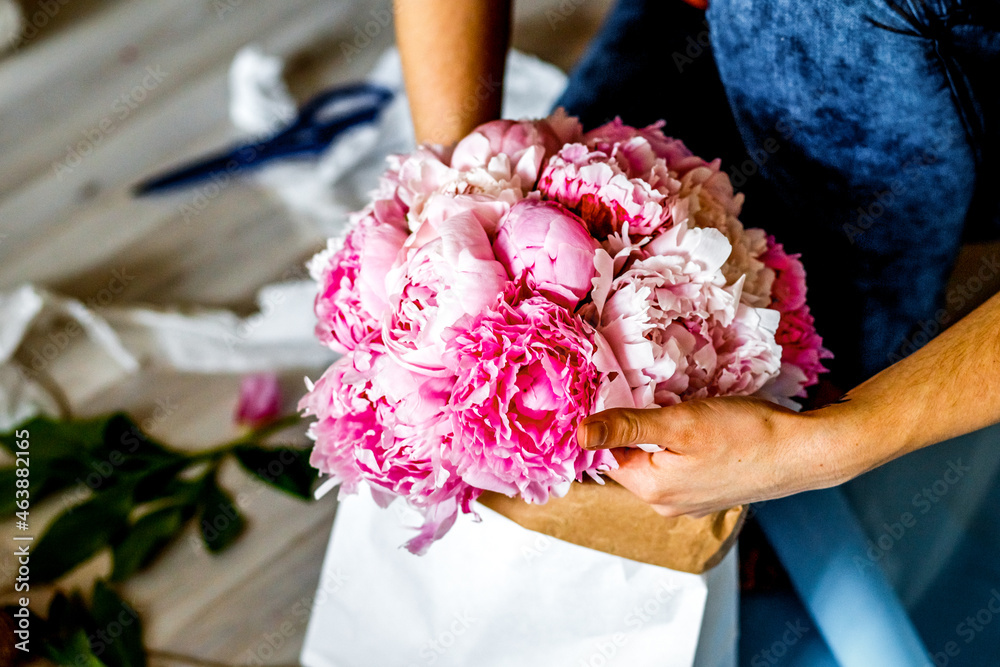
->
xmin=755 ymin=491 xmax=930 ymax=666
xmin=740 ymin=591 xmax=838 ymax=667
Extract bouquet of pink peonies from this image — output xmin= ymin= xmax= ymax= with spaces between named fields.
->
xmin=299 ymin=111 xmax=830 ymax=554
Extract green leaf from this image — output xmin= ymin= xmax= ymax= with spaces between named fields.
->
xmin=233 ymin=445 xmax=317 ymax=500
xmin=41 ymin=591 xmax=102 ymax=661
xmin=32 ymin=492 xmax=132 ymax=583
xmin=46 ymin=629 xmax=109 ymax=667
xmin=1 ymin=414 xmax=110 ymax=460
xmin=90 ymin=581 xmax=146 ymax=667
xmin=129 ymin=460 xmax=192 ymax=504
xmin=110 ymin=507 xmax=184 ymax=582
xmin=97 ymin=414 xmax=179 ymax=466
xmin=199 ymin=480 xmax=244 ymax=553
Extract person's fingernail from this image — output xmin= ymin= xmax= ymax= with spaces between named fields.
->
xmin=581 ymin=421 xmax=608 ymax=449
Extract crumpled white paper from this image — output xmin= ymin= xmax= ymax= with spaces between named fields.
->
xmin=302 ymin=484 xmax=738 ymax=667
xmin=227 ymin=45 xmax=571 ymax=238
xmin=0 ymin=281 xmax=335 ymax=430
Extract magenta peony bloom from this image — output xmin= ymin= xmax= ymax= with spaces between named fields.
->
xmin=758 ymin=236 xmax=832 ymax=396
xmin=493 ymin=199 xmax=599 ymax=309
xmin=235 ymin=372 xmax=282 ymax=427
xmin=310 ymin=221 xmax=408 ymax=354
xmin=443 ymin=289 xmax=615 ymax=504
xmin=759 ymin=236 xmax=807 ymax=313
xmin=586 ymin=118 xmax=706 ymax=175
xmin=774 ymin=306 xmax=832 ymax=396
xmin=311 ymin=234 xmax=371 ymax=354
xmin=538 ymin=143 xmax=672 ymax=238
xmin=299 ymin=341 xmax=480 ymax=553
xmin=310 ymin=196 xmax=410 ymax=354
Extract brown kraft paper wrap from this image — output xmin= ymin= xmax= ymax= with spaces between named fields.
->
xmin=478 ymin=479 xmax=746 ymax=575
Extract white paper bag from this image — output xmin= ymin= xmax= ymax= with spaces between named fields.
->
xmin=301 ymin=485 xmax=737 ymax=667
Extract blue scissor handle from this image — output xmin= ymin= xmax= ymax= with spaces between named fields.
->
xmin=134 ymin=82 xmax=394 ymax=195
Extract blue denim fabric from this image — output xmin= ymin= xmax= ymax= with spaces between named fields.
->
xmin=555 ymin=0 xmax=1000 ymax=390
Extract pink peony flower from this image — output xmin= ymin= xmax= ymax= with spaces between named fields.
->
xmin=299 ymin=341 xmax=480 ymax=554
xmin=586 ymin=118 xmax=707 ymax=175
xmin=774 ymin=306 xmax=832 ymax=396
xmin=451 ymin=112 xmax=583 ymax=189
xmin=310 ymin=204 xmax=409 ymax=354
xmin=299 ymin=350 xmax=379 ymax=496
xmin=757 ymin=236 xmax=831 ymax=396
xmin=589 ymin=223 xmax=776 ymax=409
xmin=671 ymin=163 xmax=775 ymax=307
xmin=383 ymin=213 xmax=511 ymax=375
xmin=493 ymin=199 xmax=599 ymax=309
xmin=311 ymin=232 xmax=375 ymax=354
xmin=234 ymin=373 xmax=282 ymax=427
xmin=538 ymin=143 xmax=672 ymax=238
xmin=759 ymin=236 xmax=807 ymax=313
xmin=643 ymin=305 xmax=782 ymax=406
xmin=443 ymin=288 xmax=616 ymax=504
xmin=407 ymin=192 xmax=515 ymax=249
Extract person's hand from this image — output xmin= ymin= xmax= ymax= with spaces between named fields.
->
xmin=576 ymin=397 xmax=861 ymax=517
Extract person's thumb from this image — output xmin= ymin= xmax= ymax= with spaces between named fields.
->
xmin=576 ymin=407 xmax=672 ymax=451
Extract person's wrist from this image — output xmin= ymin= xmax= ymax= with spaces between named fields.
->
xmin=803 ymin=397 xmax=891 ymax=486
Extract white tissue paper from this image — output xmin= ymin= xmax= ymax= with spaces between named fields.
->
xmin=301 ymin=485 xmax=737 ymax=667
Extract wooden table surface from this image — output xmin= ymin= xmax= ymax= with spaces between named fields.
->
xmin=0 ymin=1 xmax=611 ymax=664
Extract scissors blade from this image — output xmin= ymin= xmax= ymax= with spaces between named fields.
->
xmin=134 ymin=83 xmax=394 ymax=196
xmin=132 ymin=146 xmax=260 ymax=195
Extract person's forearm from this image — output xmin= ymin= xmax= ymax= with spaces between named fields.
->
xmin=394 ymin=0 xmax=510 ymax=145
xmin=822 ymin=291 xmax=1000 ymax=477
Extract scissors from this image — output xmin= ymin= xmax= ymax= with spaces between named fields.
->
xmin=134 ymin=82 xmax=394 ymax=195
